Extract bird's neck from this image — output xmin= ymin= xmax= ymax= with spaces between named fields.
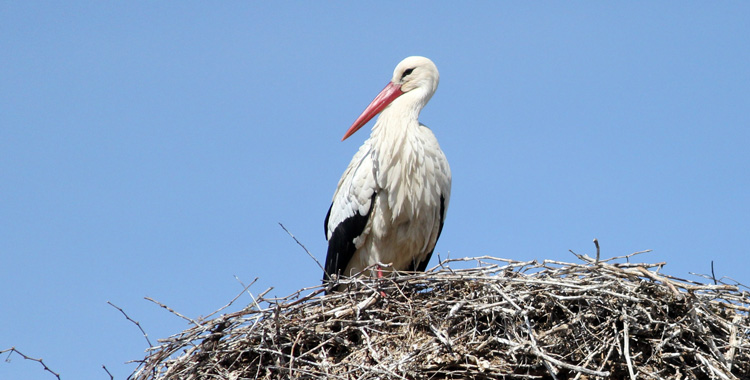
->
xmin=367 ymin=104 xmax=426 ymax=219
xmin=370 ymin=109 xmax=419 ymax=150
xmin=370 ymin=92 xmax=424 ymax=141
xmin=367 ymin=90 xmax=436 ymax=218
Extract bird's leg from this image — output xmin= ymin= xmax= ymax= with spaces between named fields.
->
xmin=376 ymin=265 xmax=386 ymax=297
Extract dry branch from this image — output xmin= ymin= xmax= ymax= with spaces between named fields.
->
xmin=1 ymin=347 xmax=61 ymax=380
xmin=129 ymin=255 xmax=750 ymax=380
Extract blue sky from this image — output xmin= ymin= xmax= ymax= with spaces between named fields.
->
xmin=2 ymin=2 xmax=749 ymax=379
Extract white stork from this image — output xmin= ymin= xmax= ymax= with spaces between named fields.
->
xmin=323 ymin=56 xmax=451 ymax=291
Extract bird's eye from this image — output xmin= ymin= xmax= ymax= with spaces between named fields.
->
xmin=401 ymin=68 xmax=415 ymax=79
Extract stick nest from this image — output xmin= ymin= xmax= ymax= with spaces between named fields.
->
xmin=130 ymin=253 xmax=750 ymax=379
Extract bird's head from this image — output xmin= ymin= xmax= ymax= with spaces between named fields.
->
xmin=342 ymin=56 xmax=440 ymax=141
xmin=391 ymin=56 xmax=440 ymax=100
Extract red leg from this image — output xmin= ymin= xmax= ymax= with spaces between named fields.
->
xmin=377 ymin=266 xmax=386 ymax=297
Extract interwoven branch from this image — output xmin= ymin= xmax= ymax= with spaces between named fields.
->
xmin=129 ymin=254 xmax=750 ymax=380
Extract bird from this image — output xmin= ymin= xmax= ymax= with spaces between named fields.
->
xmin=323 ymin=56 xmax=451 ymax=292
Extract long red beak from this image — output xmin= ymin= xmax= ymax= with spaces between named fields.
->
xmin=342 ymin=82 xmax=404 ymax=141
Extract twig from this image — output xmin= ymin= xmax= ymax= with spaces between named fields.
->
xmin=711 ymin=261 xmax=718 ymax=285
xmin=622 ymin=307 xmax=637 ymax=380
xmin=726 ymin=314 xmax=741 ymax=372
xmin=103 ymin=364 xmax=114 ymax=380
xmin=594 ymin=238 xmax=600 ymax=264
xmin=1 ymin=347 xmax=61 ymax=380
xmin=530 ymin=343 xmax=611 ymax=377
xmin=279 ymin=223 xmax=326 ymax=277
xmin=597 ymin=249 xmax=654 ymax=263
xmin=144 ymin=297 xmax=200 ymax=327
xmin=634 ymin=267 xmax=683 ymax=299
xmin=524 ymin=314 xmax=559 ymax=380
xmin=108 ymin=301 xmax=154 ymax=347
xmin=696 ymin=352 xmax=732 ymax=380
xmin=358 ymin=327 xmax=381 ymax=363
xmin=203 ymin=277 xmax=258 ymax=320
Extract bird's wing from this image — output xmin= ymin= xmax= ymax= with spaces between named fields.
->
xmin=323 ymin=143 xmax=378 ymax=282
xmin=410 ymin=194 xmax=446 ymax=272
xmin=408 ymin=130 xmax=452 ymax=272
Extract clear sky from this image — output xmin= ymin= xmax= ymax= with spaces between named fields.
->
xmin=2 ymin=2 xmax=749 ymax=379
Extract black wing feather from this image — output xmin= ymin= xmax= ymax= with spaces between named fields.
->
xmin=323 ymin=193 xmax=377 ymax=287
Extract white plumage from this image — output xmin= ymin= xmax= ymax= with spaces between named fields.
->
xmin=323 ymin=56 xmax=451 ymax=290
